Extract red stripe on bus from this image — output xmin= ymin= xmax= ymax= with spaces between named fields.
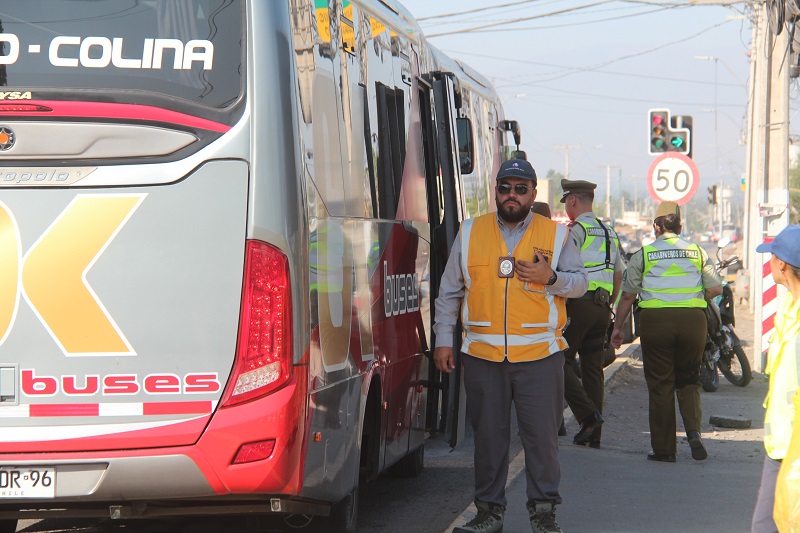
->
xmin=143 ymin=401 xmax=213 ymax=415
xmin=0 ymin=101 xmax=231 ymax=133
xmin=30 ymin=404 xmax=99 ymax=417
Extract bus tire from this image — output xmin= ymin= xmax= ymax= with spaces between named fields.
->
xmin=325 ymin=486 xmax=359 ymax=533
xmin=389 ymin=442 xmax=424 ymax=478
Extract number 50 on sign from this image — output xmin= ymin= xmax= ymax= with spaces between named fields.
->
xmin=646 ymin=152 xmax=700 ymax=205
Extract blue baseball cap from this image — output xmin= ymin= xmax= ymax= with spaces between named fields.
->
xmin=497 ymin=159 xmax=537 ymax=184
xmin=756 ymin=225 xmax=800 ymax=267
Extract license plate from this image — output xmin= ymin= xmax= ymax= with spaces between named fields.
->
xmin=0 ymin=467 xmax=55 ymax=498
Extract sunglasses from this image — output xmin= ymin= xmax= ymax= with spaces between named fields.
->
xmin=497 ymin=183 xmax=531 ymax=196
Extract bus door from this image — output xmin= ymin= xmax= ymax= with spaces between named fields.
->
xmin=422 ymin=71 xmax=466 ymax=448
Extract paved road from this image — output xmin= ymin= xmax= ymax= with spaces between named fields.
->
xmin=17 ymin=306 xmax=762 ymax=533
xmin=447 ymin=306 xmax=766 ymax=533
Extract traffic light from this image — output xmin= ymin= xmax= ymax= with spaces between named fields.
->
xmin=648 ymin=109 xmax=692 ymax=156
xmin=676 ymin=115 xmax=693 ymax=158
xmin=707 ymin=185 xmax=717 ymax=204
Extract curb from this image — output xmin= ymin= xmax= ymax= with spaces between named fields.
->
xmin=444 ymin=339 xmax=641 ymax=532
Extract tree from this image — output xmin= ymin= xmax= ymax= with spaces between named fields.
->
xmin=790 ymin=159 xmax=800 ymax=224
xmin=544 ymin=169 xmax=564 ymax=208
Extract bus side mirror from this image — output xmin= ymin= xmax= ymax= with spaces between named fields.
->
xmin=499 ymin=120 xmax=521 ymax=148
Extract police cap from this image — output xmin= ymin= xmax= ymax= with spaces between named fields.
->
xmin=655 ymin=200 xmax=680 ymax=220
xmin=559 ymin=178 xmax=597 ymax=203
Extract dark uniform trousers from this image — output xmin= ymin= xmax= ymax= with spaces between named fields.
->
xmin=462 ymin=352 xmax=564 ymax=508
xmin=639 ymin=307 xmax=707 ymax=455
xmin=563 ymin=297 xmax=610 ymax=430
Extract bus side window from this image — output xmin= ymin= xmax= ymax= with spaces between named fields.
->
xmin=457 ymin=117 xmax=474 ymax=175
xmin=375 ymin=83 xmax=406 ymax=219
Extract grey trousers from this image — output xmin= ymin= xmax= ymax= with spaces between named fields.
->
xmin=751 ymin=456 xmax=780 ymax=533
xmin=462 ymin=352 xmax=564 ymax=508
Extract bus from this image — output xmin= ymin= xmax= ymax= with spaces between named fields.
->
xmin=0 ymin=1 xmax=522 ymax=531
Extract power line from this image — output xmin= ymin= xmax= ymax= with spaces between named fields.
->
xmin=531 ymin=19 xmax=733 ymax=84
xmin=421 ymin=1 xmax=662 ymax=27
xmin=425 ymin=1 xmax=611 ymax=38
xmin=492 ymin=73 xmax=743 ymax=107
xmin=416 ymin=0 xmax=544 ymax=21
xmin=447 ymin=49 xmax=743 ymax=88
xmin=463 ymin=5 xmax=684 ymax=32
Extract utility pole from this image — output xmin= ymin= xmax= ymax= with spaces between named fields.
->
xmin=599 ymin=164 xmax=619 ymax=219
xmin=555 ymin=145 xmax=580 ymax=180
xmin=745 ymin=3 xmax=790 ymax=372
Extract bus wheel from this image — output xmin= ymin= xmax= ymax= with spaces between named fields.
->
xmin=324 ymin=487 xmax=359 ymax=533
xmin=0 ymin=519 xmax=16 ymax=533
xmin=389 ymin=442 xmax=425 ymax=478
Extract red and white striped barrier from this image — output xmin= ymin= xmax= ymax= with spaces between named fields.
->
xmin=762 ymin=237 xmax=777 ymax=352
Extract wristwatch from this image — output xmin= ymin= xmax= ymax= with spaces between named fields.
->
xmin=546 ymin=271 xmax=558 ymax=286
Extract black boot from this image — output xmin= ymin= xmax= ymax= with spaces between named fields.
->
xmin=573 ymin=410 xmax=603 ymax=445
xmin=687 ymin=430 xmax=707 ymax=461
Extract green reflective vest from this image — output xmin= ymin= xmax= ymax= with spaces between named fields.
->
xmin=639 ymin=237 xmax=706 ymax=309
xmin=577 ymin=219 xmax=619 ymax=293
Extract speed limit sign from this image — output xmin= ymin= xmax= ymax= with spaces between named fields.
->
xmin=646 ymin=153 xmax=700 ymax=205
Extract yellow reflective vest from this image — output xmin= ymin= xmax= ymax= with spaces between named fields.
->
xmin=639 ymin=236 xmax=706 ymax=309
xmin=460 ymin=213 xmax=569 ymax=362
xmin=576 ymin=218 xmax=619 ymax=293
xmin=764 ymin=293 xmax=800 ymax=460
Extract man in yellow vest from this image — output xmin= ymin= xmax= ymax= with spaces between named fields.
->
xmin=560 ymin=179 xmax=624 ymax=449
xmin=434 ymin=159 xmax=588 ymax=533
xmin=611 ymin=201 xmax=721 ymax=462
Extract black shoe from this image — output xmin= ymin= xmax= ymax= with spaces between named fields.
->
xmin=573 ymin=411 xmax=603 ymax=445
xmin=574 ymin=434 xmax=601 ymax=449
xmin=647 ymin=452 xmax=676 ymax=463
xmin=453 ymin=501 xmax=505 ymax=533
xmin=528 ymin=502 xmax=563 ymax=533
xmin=558 ymin=420 xmax=567 ymax=437
xmin=687 ymin=430 xmax=708 ymax=461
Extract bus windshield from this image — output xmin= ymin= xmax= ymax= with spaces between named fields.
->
xmin=0 ymin=0 xmax=243 ymax=109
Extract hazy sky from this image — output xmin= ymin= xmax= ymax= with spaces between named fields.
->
xmin=400 ymin=0 xmax=762 ymax=206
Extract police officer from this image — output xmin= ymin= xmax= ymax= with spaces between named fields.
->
xmin=611 ymin=201 xmax=721 ymax=462
xmin=560 ymin=179 xmax=624 ymax=448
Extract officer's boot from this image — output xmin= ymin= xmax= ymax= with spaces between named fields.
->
xmin=453 ymin=500 xmax=505 ymax=533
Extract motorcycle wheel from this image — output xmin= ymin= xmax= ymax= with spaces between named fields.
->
xmin=719 ymin=345 xmax=753 ymax=387
xmin=699 ymin=356 xmax=719 ymax=393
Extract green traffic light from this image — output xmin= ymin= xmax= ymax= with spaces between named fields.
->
xmin=670 ymin=136 xmax=684 ymax=149
xmin=653 ymin=139 xmax=664 ymax=149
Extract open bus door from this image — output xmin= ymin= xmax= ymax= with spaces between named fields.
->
xmin=420 ymin=71 xmax=467 ymax=448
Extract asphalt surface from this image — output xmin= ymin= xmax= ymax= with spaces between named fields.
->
xmin=446 ymin=307 xmax=766 ymax=533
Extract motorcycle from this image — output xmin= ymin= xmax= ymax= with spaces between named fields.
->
xmin=699 ymin=237 xmax=753 ymax=392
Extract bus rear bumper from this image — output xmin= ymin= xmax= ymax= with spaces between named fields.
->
xmin=0 ymin=377 xmax=308 ymax=505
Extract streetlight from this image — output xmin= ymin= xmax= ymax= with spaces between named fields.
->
xmin=502 ymin=92 xmax=526 ymax=104
xmin=695 ymin=55 xmax=723 ymax=240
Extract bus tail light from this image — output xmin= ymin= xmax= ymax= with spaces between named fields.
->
xmin=221 ymin=241 xmax=292 ymax=407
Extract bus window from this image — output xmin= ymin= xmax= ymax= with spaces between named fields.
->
xmin=0 ymin=1 xmax=243 ymax=116
xmin=376 ymin=83 xmax=406 ymax=219
xmin=457 ymin=117 xmax=474 ymax=175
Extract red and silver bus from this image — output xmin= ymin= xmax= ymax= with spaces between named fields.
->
xmin=0 ymin=1 xmax=521 ymax=531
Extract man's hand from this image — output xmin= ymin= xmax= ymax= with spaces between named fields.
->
xmin=516 ymin=251 xmax=555 ymax=285
xmin=434 ymin=347 xmax=455 ymax=373
xmin=610 ymin=327 xmax=624 ymax=349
